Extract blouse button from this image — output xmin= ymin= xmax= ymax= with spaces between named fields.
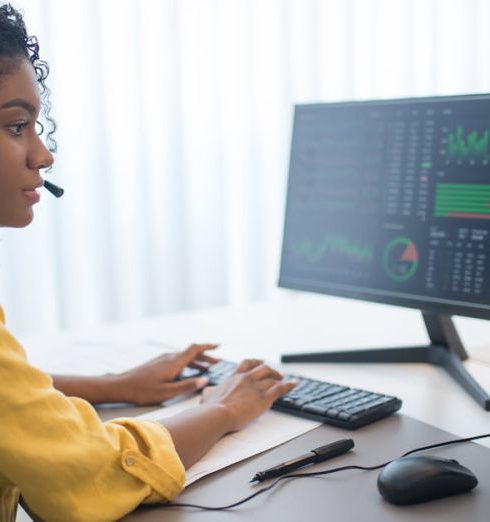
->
xmin=125 ymin=456 xmax=136 ymax=466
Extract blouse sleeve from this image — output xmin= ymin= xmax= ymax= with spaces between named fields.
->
xmin=0 ymin=308 xmax=185 ymax=522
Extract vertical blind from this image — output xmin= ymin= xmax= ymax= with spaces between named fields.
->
xmin=1 ymin=0 xmax=489 ymax=336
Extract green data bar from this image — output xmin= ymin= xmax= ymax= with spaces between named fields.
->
xmin=435 ymin=204 xmax=490 ymax=212
xmin=436 ymin=183 xmax=490 ymax=192
xmin=436 ymin=196 xmax=490 ymax=203
xmin=435 ymin=183 xmax=490 ymax=218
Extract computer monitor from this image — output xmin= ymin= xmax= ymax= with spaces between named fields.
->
xmin=278 ymin=94 xmax=490 ymax=411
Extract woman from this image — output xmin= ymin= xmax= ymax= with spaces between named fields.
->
xmin=0 ymin=4 xmax=296 ymax=521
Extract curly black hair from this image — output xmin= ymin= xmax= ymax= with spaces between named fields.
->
xmin=0 ymin=2 xmax=57 ymax=152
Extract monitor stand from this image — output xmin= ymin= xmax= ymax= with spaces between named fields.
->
xmin=281 ymin=311 xmax=490 ymax=411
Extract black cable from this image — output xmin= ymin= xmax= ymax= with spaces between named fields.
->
xmin=399 ymin=432 xmax=490 ymax=458
xmin=163 ymin=432 xmax=490 ymax=511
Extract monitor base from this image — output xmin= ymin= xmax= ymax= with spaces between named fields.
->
xmin=281 ymin=312 xmax=490 ymax=411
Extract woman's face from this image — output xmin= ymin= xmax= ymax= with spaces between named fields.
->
xmin=0 ymin=57 xmax=54 ymax=227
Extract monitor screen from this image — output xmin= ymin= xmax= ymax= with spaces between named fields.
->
xmin=279 ymin=94 xmax=490 ymax=320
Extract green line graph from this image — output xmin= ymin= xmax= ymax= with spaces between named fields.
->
xmin=292 ymin=235 xmax=374 ymax=263
xmin=447 ymin=126 xmax=490 ymax=160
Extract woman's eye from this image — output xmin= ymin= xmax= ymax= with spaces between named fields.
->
xmin=8 ymin=122 xmax=27 ymax=136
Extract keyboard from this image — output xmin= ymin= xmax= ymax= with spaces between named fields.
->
xmin=184 ymin=360 xmax=402 ymax=430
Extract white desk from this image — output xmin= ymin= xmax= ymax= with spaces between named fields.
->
xmin=15 ymin=292 xmax=490 ymax=520
xmin=21 ymin=292 xmax=490 ymax=443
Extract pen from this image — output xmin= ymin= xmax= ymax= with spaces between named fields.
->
xmin=250 ymin=438 xmax=354 ymax=483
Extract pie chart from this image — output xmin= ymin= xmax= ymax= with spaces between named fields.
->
xmin=382 ymin=236 xmax=419 ymax=282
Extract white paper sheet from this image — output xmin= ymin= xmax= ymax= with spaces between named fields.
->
xmin=135 ymin=396 xmax=322 ymax=486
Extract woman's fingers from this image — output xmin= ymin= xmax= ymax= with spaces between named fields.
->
xmin=179 ymin=343 xmax=219 ymax=367
xmin=234 ymin=359 xmax=263 ymax=374
xmin=161 ymin=377 xmax=210 ymax=399
xmin=247 ymin=364 xmax=283 ymax=381
xmin=188 ymin=361 xmax=211 ymax=371
xmin=265 ymin=380 xmax=298 ymax=402
xmin=195 ymin=352 xmax=220 ymax=364
xmin=255 ymin=377 xmax=280 ymax=391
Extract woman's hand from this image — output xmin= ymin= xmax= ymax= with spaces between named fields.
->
xmin=116 ymin=343 xmax=220 ymax=405
xmin=162 ymin=358 xmax=298 ymax=468
xmin=52 ymin=343 xmax=219 ymax=406
xmin=200 ymin=359 xmax=298 ymax=431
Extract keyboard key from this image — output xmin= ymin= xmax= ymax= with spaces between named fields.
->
xmin=342 ymin=405 xmax=368 ymax=415
xmin=363 ymin=396 xmax=394 ymax=410
xmin=338 ymin=412 xmax=352 ymax=421
xmin=302 ymin=403 xmax=328 ymax=416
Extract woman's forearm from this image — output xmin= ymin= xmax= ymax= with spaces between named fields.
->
xmin=51 ymin=374 xmax=122 ymax=404
xmin=161 ymin=404 xmax=234 ymax=469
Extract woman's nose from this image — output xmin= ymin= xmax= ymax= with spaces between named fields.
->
xmin=28 ymin=134 xmax=55 ymax=170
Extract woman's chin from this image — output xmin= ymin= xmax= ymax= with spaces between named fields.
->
xmin=7 ymin=210 xmax=34 ymax=228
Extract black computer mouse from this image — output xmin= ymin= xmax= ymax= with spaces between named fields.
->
xmin=377 ymin=455 xmax=478 ymax=505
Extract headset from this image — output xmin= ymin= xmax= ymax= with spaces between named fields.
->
xmin=43 ymin=179 xmax=64 ymax=198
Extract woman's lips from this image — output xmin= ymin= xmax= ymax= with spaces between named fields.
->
xmin=23 ymin=188 xmax=41 ymax=203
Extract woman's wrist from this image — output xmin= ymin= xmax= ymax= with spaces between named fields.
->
xmin=200 ymin=402 xmax=237 ymax=434
xmin=161 ymin=402 xmax=238 ymax=469
xmin=52 ymin=373 xmax=124 ymax=404
xmin=94 ymin=373 xmax=126 ymax=403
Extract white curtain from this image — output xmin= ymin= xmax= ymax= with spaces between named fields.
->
xmin=1 ymin=0 xmax=489 ymax=337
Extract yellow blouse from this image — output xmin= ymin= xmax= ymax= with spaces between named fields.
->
xmin=0 ymin=306 xmax=185 ymax=522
